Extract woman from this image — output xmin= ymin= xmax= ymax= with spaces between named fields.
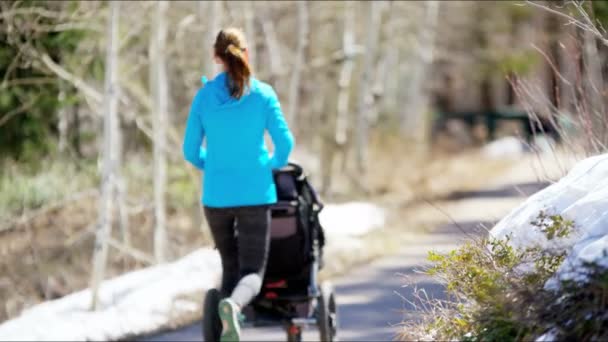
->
xmin=182 ymin=28 xmax=294 ymax=341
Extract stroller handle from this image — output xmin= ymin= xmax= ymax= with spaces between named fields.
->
xmin=286 ymin=161 xmax=304 ymax=175
xmin=276 ymin=161 xmax=324 ymax=211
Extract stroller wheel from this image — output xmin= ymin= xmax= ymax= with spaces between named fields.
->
xmin=202 ymin=288 xmax=222 ymax=342
xmin=318 ymin=282 xmax=338 ymax=341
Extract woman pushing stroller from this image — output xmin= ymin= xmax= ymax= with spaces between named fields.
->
xmin=182 ymin=27 xmax=294 ymax=341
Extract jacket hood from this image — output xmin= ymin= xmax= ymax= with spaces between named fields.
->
xmin=202 ymin=72 xmax=254 ymax=109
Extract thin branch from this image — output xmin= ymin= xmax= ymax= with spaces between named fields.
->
xmin=0 ymin=95 xmax=40 ymax=127
xmin=1 ymin=77 xmax=57 ymax=88
xmin=39 ymin=52 xmax=103 ymax=104
xmin=531 ymin=44 xmax=573 ymax=87
xmin=1 ymin=47 xmax=23 ymax=87
xmin=525 ymin=0 xmax=608 ymax=47
xmin=107 ymin=237 xmax=155 ymax=265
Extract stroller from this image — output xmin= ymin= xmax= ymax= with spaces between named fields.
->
xmin=202 ymin=163 xmax=338 ymax=341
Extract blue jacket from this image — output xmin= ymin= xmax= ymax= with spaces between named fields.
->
xmin=182 ymin=72 xmax=295 ymax=208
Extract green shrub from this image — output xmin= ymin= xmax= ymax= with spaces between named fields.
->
xmin=530 ymin=210 xmax=574 ymax=240
xmin=0 ymin=1 xmax=88 ymax=162
xmin=405 ymin=212 xmax=604 ymax=341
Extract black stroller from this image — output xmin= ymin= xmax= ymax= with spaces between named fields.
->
xmin=202 ymin=163 xmax=338 ymax=341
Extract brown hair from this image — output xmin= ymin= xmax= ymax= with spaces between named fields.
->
xmin=213 ymin=28 xmax=251 ymax=99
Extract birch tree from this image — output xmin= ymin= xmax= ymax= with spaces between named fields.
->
xmin=399 ymin=0 xmax=440 ymax=153
xmin=376 ymin=1 xmax=399 ymax=120
xmin=243 ymin=1 xmax=256 ymax=71
xmin=581 ymin=27 xmax=607 ymax=149
xmin=90 ymin=0 xmax=120 ymax=310
xmin=286 ymin=0 xmax=309 ymax=126
xmin=261 ymin=17 xmax=284 ymax=85
xmin=200 ymin=0 xmax=223 ymax=78
xmin=335 ymin=1 xmax=356 ymax=147
xmin=151 ymin=0 xmax=169 ymax=263
xmin=115 ymin=152 xmax=129 ymax=249
xmin=355 ymin=1 xmax=383 ymax=174
xmin=57 ymin=83 xmax=69 ymax=154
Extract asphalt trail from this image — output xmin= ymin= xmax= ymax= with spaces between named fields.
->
xmin=140 ymin=232 xmax=462 ymax=341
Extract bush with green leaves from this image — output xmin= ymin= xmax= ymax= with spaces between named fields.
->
xmin=406 ymin=212 xmax=608 ymax=341
xmin=0 ymin=1 xmax=87 ymax=162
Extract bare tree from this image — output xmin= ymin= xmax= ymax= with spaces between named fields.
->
xmin=320 ymin=1 xmax=358 ymax=195
xmin=286 ymin=1 xmax=309 ymax=126
xmin=399 ymin=0 xmax=440 ymax=153
xmin=90 ymin=0 xmax=120 ymax=310
xmin=355 ymin=1 xmax=383 ymax=174
xmin=335 ymin=1 xmax=356 ymax=148
xmin=243 ymin=1 xmax=256 ymax=71
xmin=523 ymin=0 xmax=608 ymax=154
xmin=200 ymin=0 xmax=223 ymax=78
xmin=57 ymin=83 xmax=69 ymax=154
xmin=380 ymin=21 xmax=400 ymax=120
xmin=581 ymin=28 xmax=607 ymax=148
xmin=525 ymin=0 xmax=608 ymax=48
xmin=115 ymin=159 xmax=129 ymax=249
xmin=261 ymin=17 xmax=285 ymax=85
xmin=151 ymin=0 xmax=169 ymax=263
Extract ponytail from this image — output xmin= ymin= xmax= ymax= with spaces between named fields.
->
xmin=214 ymin=28 xmax=252 ymax=99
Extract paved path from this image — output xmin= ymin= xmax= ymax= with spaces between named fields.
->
xmin=140 ymin=230 xmax=471 ymax=341
xmin=141 ymin=182 xmax=545 ymax=341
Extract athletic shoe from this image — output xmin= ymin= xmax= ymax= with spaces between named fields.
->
xmin=218 ymin=298 xmax=241 ymax=342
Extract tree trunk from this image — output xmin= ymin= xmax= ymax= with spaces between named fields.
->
xmin=355 ymin=0 xmax=382 ymax=175
xmin=286 ymin=0 xmax=308 ymax=127
xmin=546 ymin=11 xmax=561 ymax=109
xmin=90 ymin=0 xmax=120 ymax=310
xmin=399 ymin=0 xmax=440 ymax=152
xmin=57 ymin=83 xmax=69 ymax=154
xmin=261 ymin=18 xmax=284 ymax=85
xmin=369 ymin=1 xmax=393 ymax=125
xmin=558 ymin=25 xmax=578 ymax=116
xmin=152 ymin=0 xmax=169 ymax=263
xmin=381 ymin=41 xmax=399 ymax=117
xmin=335 ymin=1 xmax=356 ymax=147
xmin=582 ymin=29 xmax=607 ymax=149
xmin=243 ymin=1 xmax=256 ymax=71
xmin=200 ymin=0 xmax=223 ymax=78
xmin=72 ymin=102 xmax=82 ymax=158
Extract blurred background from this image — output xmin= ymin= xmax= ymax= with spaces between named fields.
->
xmin=1 ymin=0 xmax=607 ymax=326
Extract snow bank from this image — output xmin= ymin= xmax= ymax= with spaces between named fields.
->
xmin=490 ymin=153 xmax=608 ymax=284
xmin=0 ymin=248 xmax=221 ymax=341
xmin=0 ymin=202 xmax=385 ymax=341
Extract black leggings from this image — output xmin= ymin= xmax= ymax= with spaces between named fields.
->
xmin=204 ymin=205 xmax=270 ymax=307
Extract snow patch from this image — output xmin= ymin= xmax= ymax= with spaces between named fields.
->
xmin=320 ymin=202 xmax=386 ymax=238
xmin=490 ymin=153 xmax=608 ymax=285
xmin=536 ymin=328 xmax=558 ymax=342
xmin=0 ymin=248 xmax=221 ymax=341
xmin=482 ymin=136 xmax=527 ymax=159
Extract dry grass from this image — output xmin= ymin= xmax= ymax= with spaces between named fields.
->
xmin=362 ymin=131 xmax=516 ymax=204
